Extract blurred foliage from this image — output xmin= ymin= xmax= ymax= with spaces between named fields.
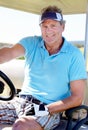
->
xmin=18 ymin=57 xmax=25 ymax=60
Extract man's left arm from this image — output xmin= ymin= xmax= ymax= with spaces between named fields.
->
xmin=47 ymin=79 xmax=86 ymax=114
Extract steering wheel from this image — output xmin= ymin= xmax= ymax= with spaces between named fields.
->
xmin=0 ymin=70 xmax=16 ymax=101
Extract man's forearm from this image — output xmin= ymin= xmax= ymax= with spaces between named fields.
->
xmin=47 ymin=95 xmax=83 ymax=114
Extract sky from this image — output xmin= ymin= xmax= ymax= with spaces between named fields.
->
xmin=0 ymin=6 xmax=86 ymax=43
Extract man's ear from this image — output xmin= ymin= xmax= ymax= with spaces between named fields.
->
xmin=62 ymin=22 xmax=65 ymax=30
xmin=61 ymin=23 xmax=65 ymax=32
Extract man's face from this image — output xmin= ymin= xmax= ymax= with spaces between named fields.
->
xmin=40 ymin=19 xmax=64 ymax=45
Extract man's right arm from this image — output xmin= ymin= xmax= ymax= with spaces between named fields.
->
xmin=0 ymin=44 xmax=25 ymax=64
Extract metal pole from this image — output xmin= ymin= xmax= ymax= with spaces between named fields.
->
xmin=84 ymin=0 xmax=88 ymax=105
xmin=84 ymin=0 xmax=88 ymax=71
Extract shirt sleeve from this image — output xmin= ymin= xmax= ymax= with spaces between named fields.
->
xmin=18 ymin=36 xmax=36 ymax=57
xmin=69 ymin=50 xmax=87 ymax=81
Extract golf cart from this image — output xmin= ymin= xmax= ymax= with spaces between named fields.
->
xmin=0 ymin=0 xmax=88 ymax=129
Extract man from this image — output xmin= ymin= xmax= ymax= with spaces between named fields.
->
xmin=0 ymin=5 xmax=87 ymax=130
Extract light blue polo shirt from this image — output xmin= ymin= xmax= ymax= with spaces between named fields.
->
xmin=18 ymin=36 xmax=87 ymax=104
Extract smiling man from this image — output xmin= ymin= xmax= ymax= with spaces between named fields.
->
xmin=0 ymin=6 xmax=87 ymax=130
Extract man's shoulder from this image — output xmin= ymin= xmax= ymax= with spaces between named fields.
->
xmin=18 ymin=36 xmax=43 ymax=48
xmin=21 ymin=36 xmax=42 ymax=42
xmin=64 ymin=39 xmax=81 ymax=54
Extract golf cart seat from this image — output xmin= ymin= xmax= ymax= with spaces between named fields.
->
xmin=53 ymin=105 xmax=88 ymax=130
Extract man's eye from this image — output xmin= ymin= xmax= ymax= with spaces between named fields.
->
xmin=51 ymin=25 xmax=56 ymax=28
xmin=44 ymin=26 xmax=47 ymax=28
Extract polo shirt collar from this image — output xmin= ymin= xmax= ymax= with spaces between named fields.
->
xmin=60 ymin=38 xmax=70 ymax=53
